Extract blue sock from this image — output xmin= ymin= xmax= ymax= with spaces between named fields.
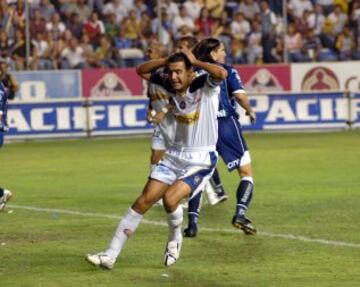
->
xmin=236 ymin=177 xmax=254 ymax=217
xmin=0 ymin=187 xmax=3 ymax=197
xmin=187 ymin=191 xmax=202 ymax=228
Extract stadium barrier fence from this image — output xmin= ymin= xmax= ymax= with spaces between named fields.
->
xmin=5 ymin=91 xmax=360 ymax=141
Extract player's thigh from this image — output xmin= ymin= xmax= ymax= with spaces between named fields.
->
xmin=132 ymin=179 xmax=169 ymax=213
xmin=163 ymin=180 xmax=192 ymax=212
xmin=151 ymin=149 xmax=165 ymax=165
xmin=237 ymin=162 xmax=253 ymax=178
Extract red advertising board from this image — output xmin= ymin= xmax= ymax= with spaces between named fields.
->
xmin=235 ymin=64 xmax=291 ymax=92
xmin=81 ymin=64 xmax=291 ymax=97
xmin=82 ymin=68 xmax=144 ymax=97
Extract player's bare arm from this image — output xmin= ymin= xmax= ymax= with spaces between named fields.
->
xmin=234 ymin=93 xmax=256 ymax=124
xmin=136 ymin=58 xmax=167 ymax=80
xmin=181 ymin=47 xmax=228 ymax=81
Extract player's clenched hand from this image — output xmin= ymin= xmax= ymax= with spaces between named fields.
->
xmin=147 ymin=109 xmax=156 ymax=123
xmin=246 ymin=111 xmax=256 ymax=124
xmin=152 ymin=111 xmax=166 ymax=124
xmin=179 ymin=47 xmax=197 ymax=65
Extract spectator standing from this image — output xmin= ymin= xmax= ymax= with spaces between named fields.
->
xmin=260 ymin=0 xmax=277 ymax=62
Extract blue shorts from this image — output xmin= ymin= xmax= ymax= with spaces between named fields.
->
xmin=216 ymin=116 xmax=249 ymax=172
xmin=0 ymin=132 xmax=3 ymax=148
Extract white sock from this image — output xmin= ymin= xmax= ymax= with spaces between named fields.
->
xmin=167 ymin=205 xmax=183 ymax=242
xmin=106 ymin=207 xmax=143 ymax=259
xmin=205 ymin=181 xmax=216 ymax=198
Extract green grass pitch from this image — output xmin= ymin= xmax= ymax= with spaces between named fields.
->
xmin=1 ymin=131 xmax=360 ymax=287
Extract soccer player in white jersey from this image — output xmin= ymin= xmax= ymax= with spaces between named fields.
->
xmin=86 ymin=49 xmax=227 ymax=269
xmin=145 ymin=42 xmax=176 ymax=170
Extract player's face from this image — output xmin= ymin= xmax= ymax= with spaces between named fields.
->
xmin=211 ymin=43 xmax=226 ymax=64
xmin=168 ymin=61 xmax=192 ymax=92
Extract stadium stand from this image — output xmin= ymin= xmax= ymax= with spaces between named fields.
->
xmin=0 ymin=0 xmax=360 ymax=70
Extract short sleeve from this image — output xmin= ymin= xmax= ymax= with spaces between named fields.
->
xmin=228 ymin=68 xmax=245 ymax=94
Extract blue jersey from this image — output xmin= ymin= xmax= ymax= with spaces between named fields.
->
xmin=0 ymin=82 xmax=8 ymax=132
xmin=217 ymin=64 xmax=245 ymax=119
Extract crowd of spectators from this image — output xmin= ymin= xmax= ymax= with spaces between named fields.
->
xmin=0 ymin=0 xmax=360 ymax=70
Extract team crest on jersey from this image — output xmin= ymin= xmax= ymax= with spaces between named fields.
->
xmin=179 ymin=101 xmax=186 ymax=109
xmin=194 ymin=176 xmax=201 ymax=184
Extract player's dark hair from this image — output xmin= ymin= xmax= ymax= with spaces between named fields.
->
xmin=167 ymin=52 xmax=192 ymax=70
xmin=176 ymin=36 xmax=199 ymax=50
xmin=193 ymin=38 xmax=222 ymax=63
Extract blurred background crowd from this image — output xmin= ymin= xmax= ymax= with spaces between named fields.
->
xmin=0 ymin=0 xmax=360 ymax=70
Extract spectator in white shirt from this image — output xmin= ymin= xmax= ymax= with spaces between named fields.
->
xmin=46 ymin=12 xmax=66 ymax=41
xmin=239 ymin=0 xmax=260 ymax=21
xmin=307 ymin=4 xmax=326 ymax=35
xmin=172 ymin=5 xmax=195 ymax=35
xmin=61 ymin=37 xmax=87 ymax=69
xmin=327 ymin=5 xmax=348 ymax=35
xmin=162 ymin=0 xmax=180 ymax=20
xmin=103 ymin=0 xmax=128 ymax=25
xmin=183 ymin=0 xmax=203 ymax=21
xmin=288 ymin=0 xmax=313 ymax=20
xmin=231 ymin=12 xmax=251 ymax=40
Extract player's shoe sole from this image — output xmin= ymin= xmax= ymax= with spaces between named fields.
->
xmin=232 ymin=215 xmax=257 ymax=235
xmin=0 ymin=189 xmax=13 ymax=211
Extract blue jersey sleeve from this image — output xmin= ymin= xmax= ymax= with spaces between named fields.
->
xmin=227 ymin=67 xmax=245 ymax=95
xmin=149 ymin=70 xmax=174 ymax=92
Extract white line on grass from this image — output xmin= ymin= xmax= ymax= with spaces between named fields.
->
xmin=8 ymin=204 xmax=360 ymax=249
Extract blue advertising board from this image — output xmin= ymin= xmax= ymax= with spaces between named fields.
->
xmin=6 ymin=98 xmax=153 ymax=139
xmin=13 ymin=71 xmax=81 ymax=100
xmin=239 ymin=92 xmax=350 ymax=130
xmin=4 ymin=92 xmax=357 ymax=140
xmin=351 ymin=93 xmax=360 ymax=128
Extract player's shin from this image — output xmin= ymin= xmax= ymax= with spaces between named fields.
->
xmin=167 ymin=205 xmax=183 ymax=242
xmin=184 ymin=191 xmax=202 ymax=237
xmin=105 ymin=207 xmax=143 ymax=259
xmin=235 ymin=176 xmax=254 ymax=216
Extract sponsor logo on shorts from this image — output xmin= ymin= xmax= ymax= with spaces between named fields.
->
xmin=227 ymin=159 xmax=240 ymax=169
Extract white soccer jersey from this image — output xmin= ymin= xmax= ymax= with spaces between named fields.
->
xmin=150 ymin=72 xmax=221 ymax=151
xmin=148 ymin=71 xmax=177 ymax=149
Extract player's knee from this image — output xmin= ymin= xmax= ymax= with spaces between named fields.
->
xmin=163 ymin=193 xmax=177 ymax=212
xmin=133 ymin=194 xmax=156 ymax=213
xmin=239 ymin=164 xmax=253 ymax=178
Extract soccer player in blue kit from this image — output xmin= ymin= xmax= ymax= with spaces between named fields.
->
xmin=0 ymin=81 xmax=13 ymax=210
xmin=184 ymin=38 xmax=257 ymax=237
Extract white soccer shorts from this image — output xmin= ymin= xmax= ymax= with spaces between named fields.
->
xmin=150 ymin=148 xmax=218 ymax=198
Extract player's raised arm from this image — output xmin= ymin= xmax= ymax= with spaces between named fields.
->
xmin=136 ymin=58 xmax=168 ymax=80
xmin=181 ymin=47 xmax=227 ymax=82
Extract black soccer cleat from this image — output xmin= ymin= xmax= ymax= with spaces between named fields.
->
xmin=184 ymin=226 xmax=197 ymax=238
xmin=232 ymin=215 xmax=257 ymax=235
